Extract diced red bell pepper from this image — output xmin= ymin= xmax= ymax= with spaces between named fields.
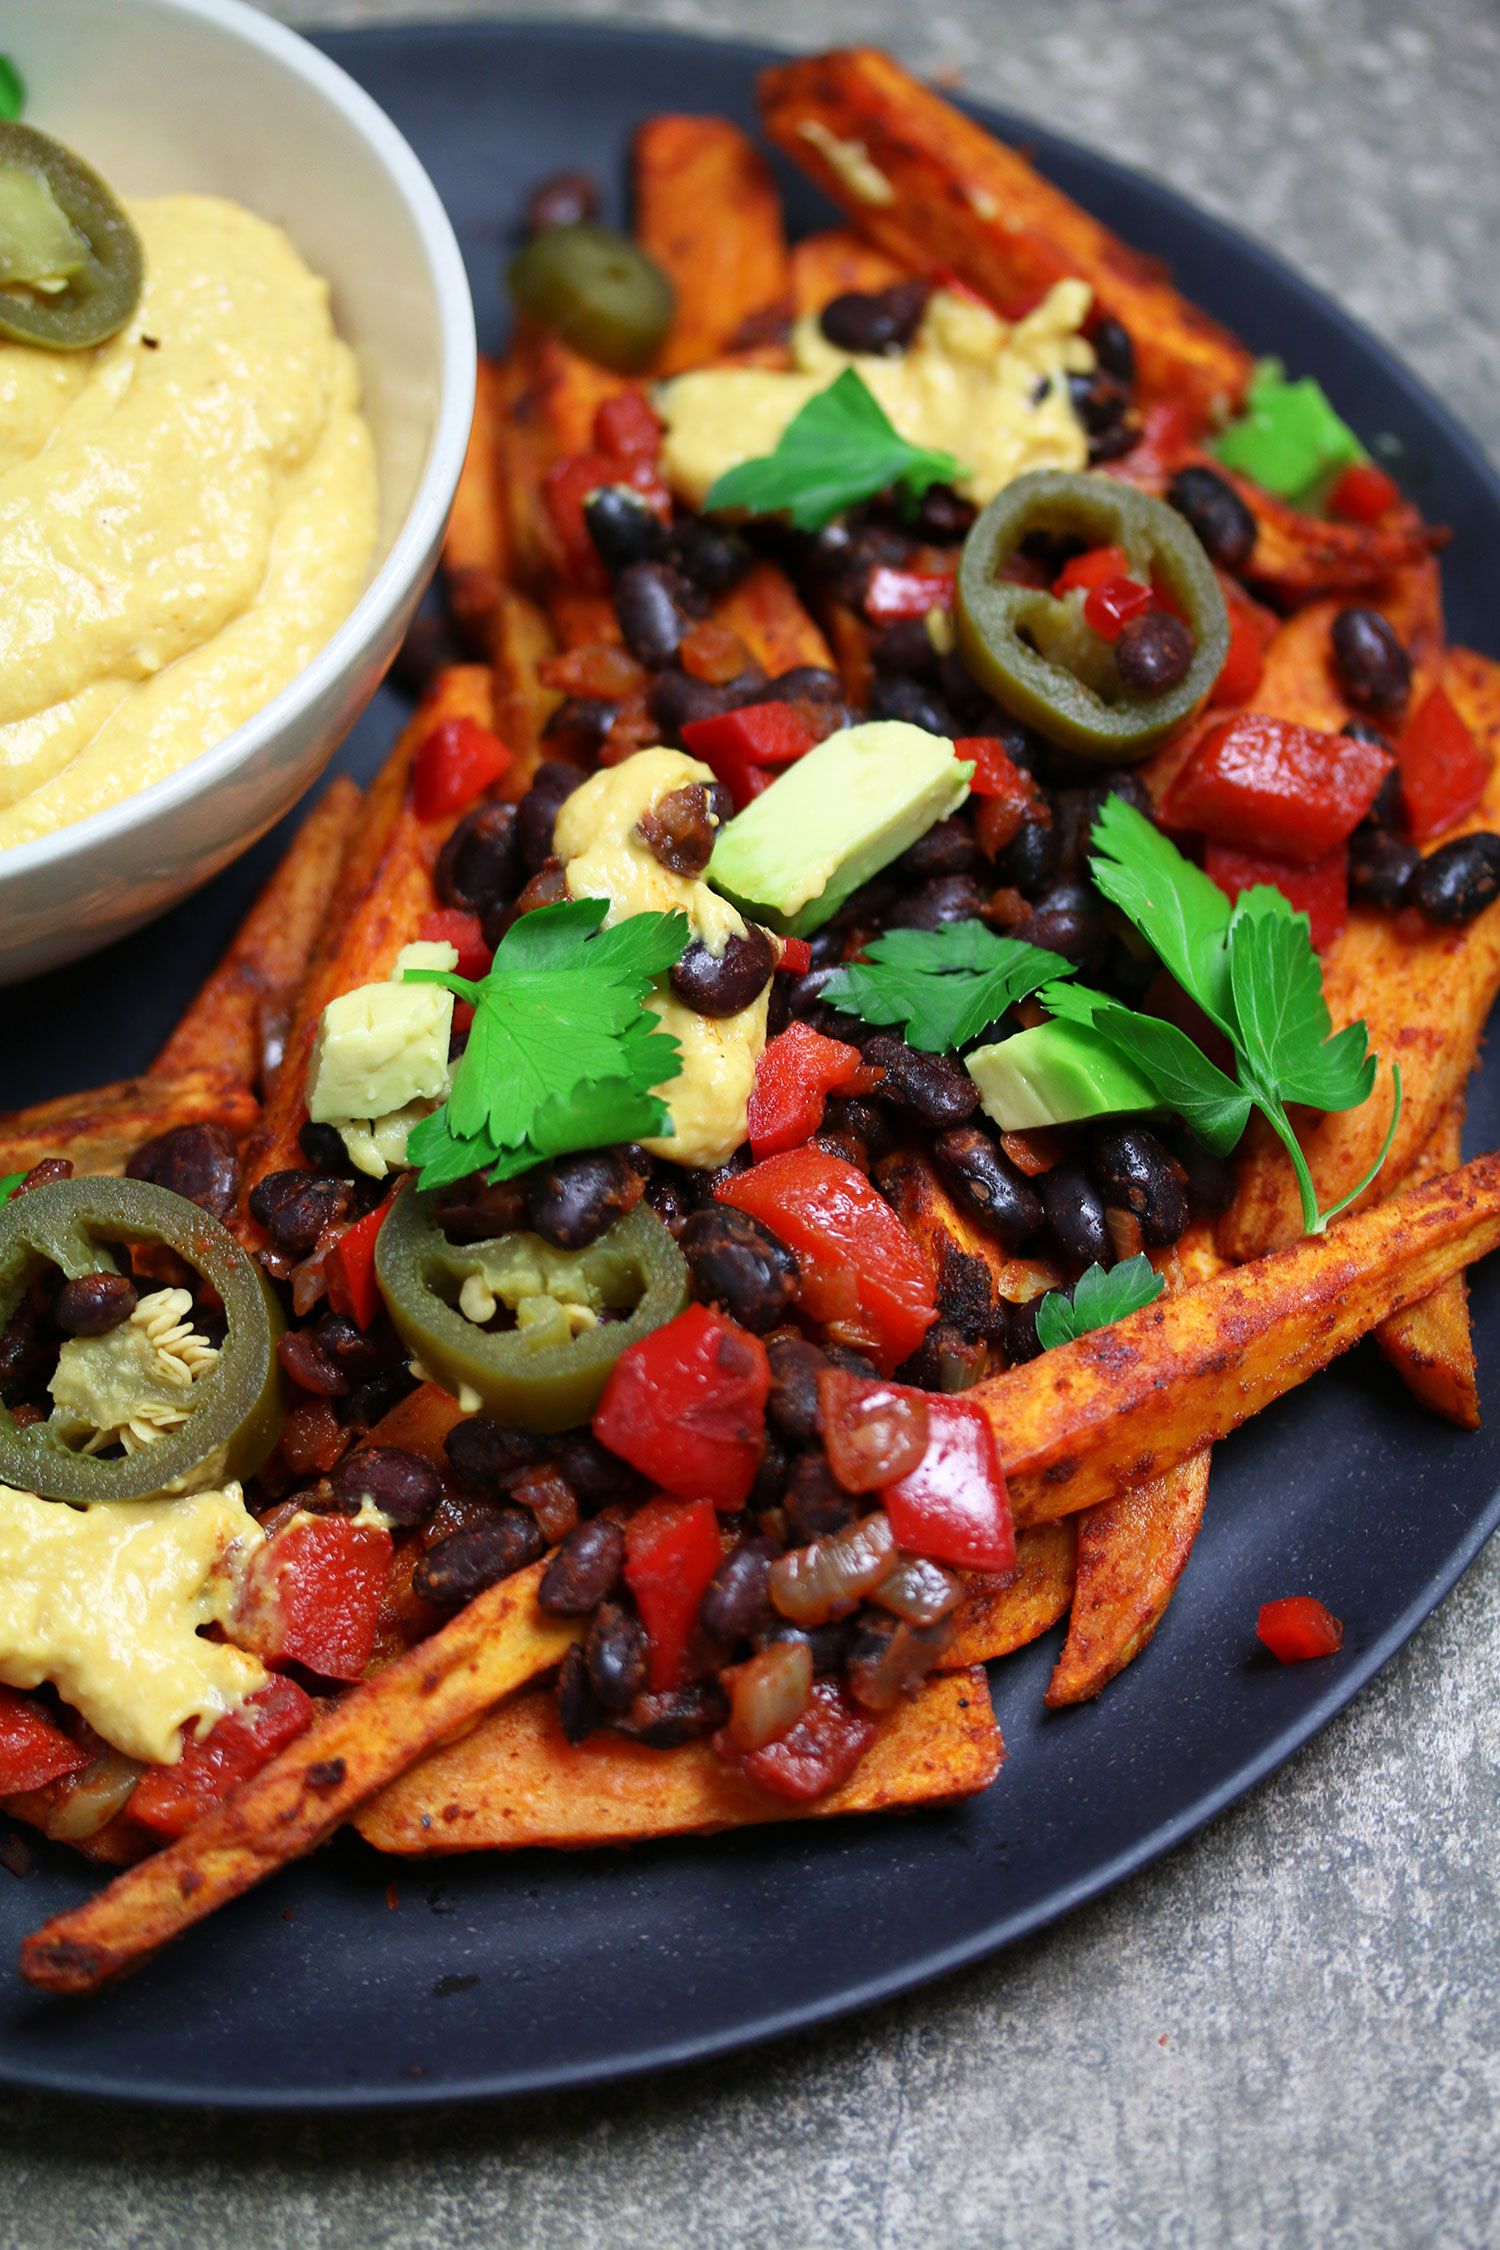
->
xmin=1124 ymin=397 xmax=1202 ymax=484
xmin=747 ymin=1021 xmax=867 ymax=1159
xmin=864 ymin=565 xmax=955 ymax=623
xmin=1203 ymin=840 xmax=1349 ymax=952
xmin=324 ymin=1190 xmax=397 ymax=1332
xmin=681 ymin=701 xmax=818 ymax=812
xmin=778 ymin=936 xmax=812 ymax=976
xmin=1328 ymin=460 xmax=1400 ymax=524
xmin=1209 ymin=603 xmax=1267 ymax=708
xmin=1084 ymin=573 xmax=1154 ymax=642
xmin=1257 ymin=1595 xmax=1344 ymax=1663
xmin=729 ymin=1676 xmax=876 ymax=1803
xmin=593 ymin=1304 xmax=770 ymax=1510
xmin=412 ymin=716 xmax=511 ymax=823
xmin=718 ymin=1147 xmax=938 ymax=1375
xmin=624 ymin=1494 xmax=724 ymax=1693
xmin=881 ymin=1393 xmax=1014 ymax=1573
xmin=1397 ymin=684 xmax=1490 ymax=842
xmin=0 ymin=1686 xmax=90 ymax=1795
xmin=127 ymin=1678 xmax=316 ymax=1840
xmin=1161 ymin=712 xmax=1392 ymax=862
xmin=237 ymin=1514 xmax=395 ymax=1682
xmin=1053 ymin=544 xmax=1131 ymax=596
xmin=545 ymin=446 xmax=671 ymax=592
xmin=954 ymin=735 xmax=1030 ymax=804
xmin=416 ymin=908 xmax=493 ymax=983
xmin=593 ymin=390 xmax=662 ymax=464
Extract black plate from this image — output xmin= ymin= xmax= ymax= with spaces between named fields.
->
xmin=3 ymin=22 xmax=1498 ymax=2110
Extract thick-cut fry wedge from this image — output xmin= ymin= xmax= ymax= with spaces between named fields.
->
xmin=944 ymin=1520 xmax=1076 ymax=1668
xmin=355 ymin=1667 xmax=999 ymax=1856
xmin=979 ymin=1152 xmax=1500 ymax=1526
xmin=238 ymin=668 xmax=494 ymax=1207
xmin=877 ymin=1144 xmax=1066 ymax=1313
xmin=712 ymin=558 xmax=836 ymax=678
xmin=442 ymin=354 xmax=511 ymax=653
xmin=358 ymin=1381 xmax=468 ymax=1463
xmin=0 ymin=1068 xmax=258 ymax=1180
xmin=548 ymin=590 xmax=624 ymax=652
xmin=790 ymin=225 xmax=910 ymax=315
xmin=635 ymin=116 xmax=791 ymax=375
xmin=759 ymin=48 xmax=1250 ymax=423
xmin=1226 ymin=474 xmax=1435 ymax=609
xmin=1376 ymin=1102 xmax=1479 ymax=1427
xmin=493 ymin=585 xmax=563 ymax=797
xmin=19 ymin=1561 xmax=577 ymax=1995
xmin=530 ymin=330 xmax=635 ymax=457
xmin=494 ymin=347 xmax=563 ymax=591
xmin=1044 ymin=1448 xmax=1211 ymax=1705
xmin=152 ymin=778 xmax=362 ymax=1093
xmin=819 ymin=595 xmax=877 ymax=710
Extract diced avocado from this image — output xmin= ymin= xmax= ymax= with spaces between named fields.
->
xmin=966 ymin=1020 xmax=1159 ymax=1131
xmin=707 ymin=721 xmax=973 ymax=937
xmin=306 ymin=941 xmax=457 ymax=1154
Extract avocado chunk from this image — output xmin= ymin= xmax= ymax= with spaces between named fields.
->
xmin=966 ymin=1020 xmax=1159 ymax=1130
xmin=707 ymin=721 xmax=973 ymax=938
xmin=306 ymin=939 xmax=457 ymax=1176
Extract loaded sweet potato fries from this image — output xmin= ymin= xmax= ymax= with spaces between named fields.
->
xmin=6 ymin=49 xmax=1500 ymax=1995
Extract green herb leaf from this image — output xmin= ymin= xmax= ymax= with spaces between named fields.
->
xmin=1034 ymin=1255 xmax=1166 ymax=1349
xmin=1040 ymin=980 xmax=1251 ymax=1155
xmin=704 ymin=368 xmax=962 ymax=533
xmin=822 ymin=922 xmax=1069 ymax=1053
xmin=0 ymin=1169 xmax=25 ymax=1207
xmin=1227 ymin=906 xmax=1376 ymax=1114
xmin=1087 ymin=796 xmax=1236 ymax=1034
xmin=0 ymin=57 xmax=24 ymax=123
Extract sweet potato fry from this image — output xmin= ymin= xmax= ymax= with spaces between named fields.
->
xmin=980 ymin=1151 xmax=1500 ymax=1526
xmin=152 ymin=778 xmax=362 ymax=1094
xmin=1226 ymin=473 xmax=1435 ymax=609
xmin=19 ymin=1561 xmax=578 ymax=1995
xmin=442 ymin=353 xmax=511 ymax=654
xmin=712 ymin=558 xmax=836 ymax=678
xmin=493 ymin=585 xmax=563 ymax=797
xmin=634 ymin=116 xmax=792 ymax=375
xmin=876 ymin=1144 xmax=1066 ymax=1316
xmin=494 ymin=347 xmax=563 ymax=591
xmin=791 ymin=225 xmax=910 ymax=315
xmin=1376 ymin=1102 xmax=1479 ymax=1427
xmin=759 ymin=48 xmax=1251 ymax=424
xmin=0 ymin=1068 xmax=258 ymax=1180
xmin=1044 ymin=1448 xmax=1211 ymax=1704
xmin=529 ymin=330 xmax=635 ymax=458
xmin=354 ymin=1667 xmax=1000 ymax=1856
xmin=944 ymin=1520 xmax=1077 ymax=1667
xmin=819 ymin=595 xmax=877 ymax=710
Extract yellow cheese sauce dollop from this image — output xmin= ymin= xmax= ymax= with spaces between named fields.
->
xmin=0 ymin=1482 xmax=268 ymax=1765
xmin=0 ymin=194 xmax=378 ymax=850
xmin=553 ymin=748 xmax=769 ymax=1171
xmin=658 ymin=280 xmax=1093 ymax=513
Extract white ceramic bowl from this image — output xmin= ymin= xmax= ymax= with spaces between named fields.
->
xmin=0 ymin=0 xmax=475 ymax=985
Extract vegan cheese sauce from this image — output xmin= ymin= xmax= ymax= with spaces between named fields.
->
xmin=553 ymin=749 xmax=770 ymax=1171
xmin=0 ymin=194 xmax=377 ymax=849
xmin=658 ymin=281 xmax=1093 ymax=511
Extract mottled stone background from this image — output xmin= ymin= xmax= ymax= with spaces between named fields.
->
xmin=7 ymin=5 xmax=1500 ymax=2244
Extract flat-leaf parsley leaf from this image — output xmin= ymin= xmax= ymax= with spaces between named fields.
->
xmin=822 ymin=922 xmax=1070 ymax=1053
xmin=703 ymin=369 xmax=962 ymax=534
xmin=1034 ymin=1255 xmax=1166 ymax=1349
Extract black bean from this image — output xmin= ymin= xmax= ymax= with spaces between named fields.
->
xmin=1359 ymin=764 xmax=1406 ymax=838
xmin=1409 ymin=833 xmax=1500 ymax=925
xmin=1090 ymin=316 xmax=1136 ymax=388
xmin=542 ymin=697 xmax=618 ymax=761
xmin=339 ymin=1363 xmax=415 ymax=1434
xmin=783 ymin=1452 xmax=856 ymax=1545
xmin=127 ymin=1122 xmax=241 ymax=1220
xmin=516 ymin=760 xmax=584 ymax=875
xmin=862 ymin=1034 xmax=979 ymax=1127
xmin=909 ymin=483 xmax=976 ymax=543
xmin=643 ymin=1162 xmax=700 ymax=1240
xmin=868 ymin=672 xmax=957 ymax=737
xmin=1091 ymin=1125 xmax=1189 ymax=1247
xmin=444 ymin=1416 xmax=550 ymax=1495
xmin=699 ymin=1536 xmax=775 ymax=1645
xmin=1166 ymin=465 xmax=1257 ymax=572
xmin=247 ymin=1169 xmax=348 ymax=1255
xmin=828 ymin=1095 xmax=901 ymax=1168
xmin=766 ymin=1335 xmax=828 ymax=1447
xmin=847 ymin=1611 xmax=955 ymax=1711
xmin=647 ymin=668 xmax=739 ymax=744
xmin=872 ymin=617 xmax=939 ymax=679
xmin=705 ymin=780 xmax=735 ymax=831
xmin=554 ymin=1429 xmax=647 ymax=1513
xmin=1174 ymin=1135 xmax=1237 ymax=1218
xmin=669 ymin=517 xmax=754 ymax=596
xmin=586 ymin=1599 xmax=648 ymax=1712
xmin=1057 ymin=773 xmax=1152 ymax=871
xmin=434 ymin=802 xmax=521 ymax=918
xmin=819 ymin=279 xmax=928 ymax=355
xmin=315 ymin=1311 xmax=404 ymax=1381
xmin=526 ymin=1147 xmax=644 ymax=1251
xmin=892 ymin=816 xmax=980 ymax=882
xmin=1342 ymin=717 xmax=1395 ymax=752
xmin=555 ymin=1641 xmax=603 ymax=1745
xmin=1004 ymin=1295 xmax=1046 ymax=1364
xmin=583 ymin=483 xmax=669 ymax=576
xmin=1067 ymin=369 xmax=1136 ymax=460
xmin=614 ymin=559 xmax=687 ymax=668
xmin=525 ymin=169 xmax=599 ymax=232
xmin=278 ymin=1329 xmax=348 ymax=1397
xmin=0 ymin=1298 xmax=44 ymax=1409
xmin=328 ymin=1446 xmax=442 ymax=1525
xmin=993 ymin=807 xmax=1060 ymax=895
xmin=680 ymin=1205 xmax=799 ymax=1333
xmin=897 ymin=1322 xmax=987 ymax=1394
xmin=1041 ymin=1158 xmax=1113 ymax=1265
xmin=298 ymin=1120 xmax=354 ymax=1176
xmin=615 ymin=1682 xmax=729 ymax=1747
xmin=1115 ymin=609 xmax=1195 ymax=693
xmin=886 ymin=874 xmax=987 ymax=933
xmin=1349 ymin=828 xmax=1420 ymax=910
xmin=51 ymin=1271 xmax=136 ymax=1338
xmin=933 ymin=1126 xmax=1044 ymax=1246
xmin=539 ymin=1517 xmax=625 ymax=1615
xmin=635 ymin=783 xmax=717 ymax=878
xmin=670 ymin=928 xmax=777 ymax=1018
xmin=749 ymin=1432 xmax=791 ymax=1514
xmin=807 ymin=517 xmax=913 ymax=610
xmin=414 ymin=1508 xmax=546 ymax=1607
xmin=754 ymin=1616 xmax=852 ymax=1674
xmin=1013 ymin=875 xmax=1105 ymax=964
xmin=1331 ymin=608 xmax=1412 ymax=716
xmin=824 ymin=1344 xmax=881 ymax=1379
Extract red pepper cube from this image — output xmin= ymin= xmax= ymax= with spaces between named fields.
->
xmin=128 ymin=1678 xmax=316 ymax=1840
xmin=594 ymin=389 xmax=662 ymax=464
xmin=881 ymin=1394 xmax=1014 ymax=1573
xmin=624 ymin=1494 xmax=724 ymax=1693
xmin=1203 ymin=840 xmax=1349 ymax=953
xmin=1257 ymin=1596 xmax=1344 ymax=1663
xmin=1052 ymin=544 xmax=1131 ymax=597
xmin=718 ymin=1147 xmax=938 ymax=1375
xmin=1209 ymin=604 xmax=1267 ymax=709
xmin=411 ymin=716 xmax=511 ymax=823
xmin=417 ymin=907 xmax=493 ymax=983
xmin=728 ymin=1676 xmax=877 ymax=1803
xmin=238 ymin=1515 xmax=395 ymax=1683
xmin=954 ymin=735 xmax=1030 ymax=804
xmin=542 ymin=449 xmax=616 ymax=592
xmin=747 ymin=1021 xmax=866 ymax=1159
xmin=1162 ymin=712 xmax=1392 ymax=863
xmin=1397 ymin=685 xmax=1490 ymax=843
xmin=864 ymin=566 xmax=956 ymax=623
xmin=1328 ymin=461 xmax=1401 ymax=524
xmin=0 ymin=1685 xmax=90 ymax=1795
xmin=1083 ymin=573 xmax=1154 ymax=642
xmin=682 ymin=701 xmax=818 ymax=813
xmin=593 ymin=1304 xmax=770 ymax=1511
xmin=778 ymin=937 xmax=813 ymax=976
xmin=324 ymin=1191 xmax=397 ymax=1332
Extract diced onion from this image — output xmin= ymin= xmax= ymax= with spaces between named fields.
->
xmin=725 ymin=1639 xmax=814 ymax=1751
xmin=769 ymin=1511 xmax=897 ymax=1625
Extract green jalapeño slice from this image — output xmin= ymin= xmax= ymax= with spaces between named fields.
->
xmin=0 ymin=122 xmax=143 ymax=349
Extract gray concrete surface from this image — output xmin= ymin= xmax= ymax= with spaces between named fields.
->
xmin=6 ymin=3 xmax=1500 ymax=2243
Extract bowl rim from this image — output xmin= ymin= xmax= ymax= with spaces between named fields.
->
xmin=0 ymin=0 xmax=476 ymax=887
